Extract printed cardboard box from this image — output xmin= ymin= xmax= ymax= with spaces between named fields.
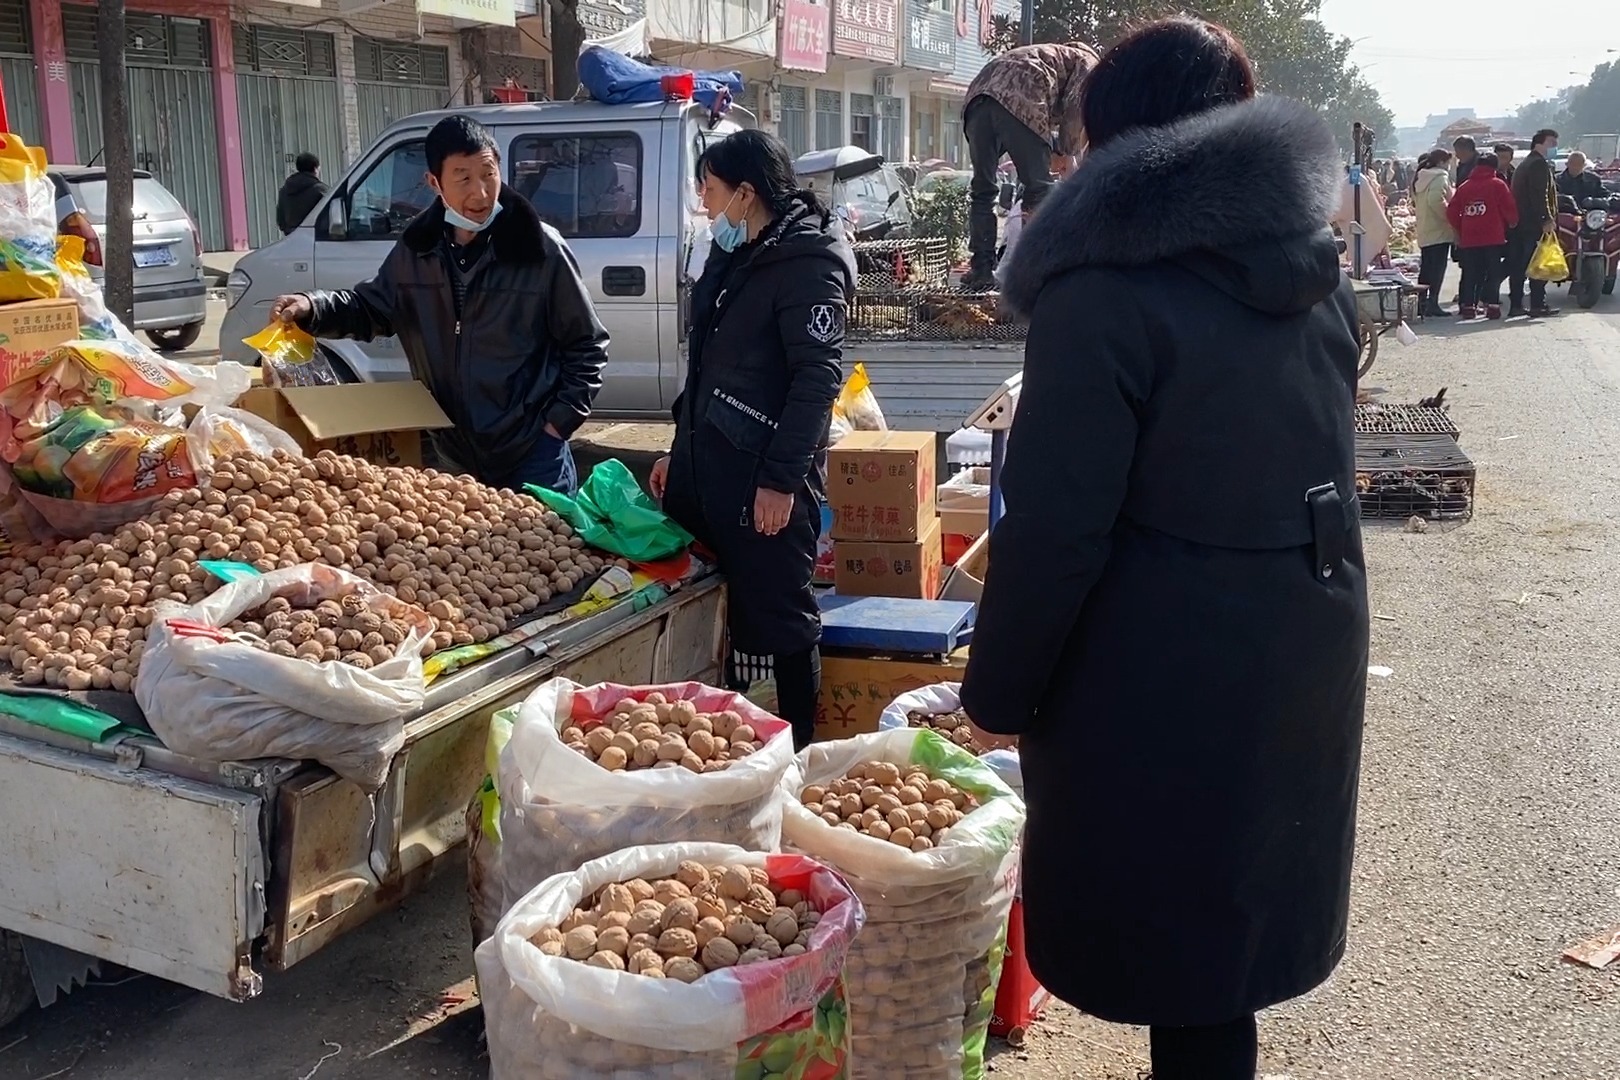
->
xmin=236 ymin=381 xmax=451 ymax=468
xmin=0 ymin=299 xmax=79 ymax=391
xmin=828 ymin=430 xmax=936 ymax=542
xmin=814 ymin=646 xmax=969 ymax=741
xmin=832 ymin=518 xmax=943 ymax=599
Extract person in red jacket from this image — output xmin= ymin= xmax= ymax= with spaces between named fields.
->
xmin=1445 ymin=156 xmax=1519 ymax=319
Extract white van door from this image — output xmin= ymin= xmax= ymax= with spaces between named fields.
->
xmin=508 ymin=125 xmax=662 ymax=415
xmin=310 ymin=131 xmax=435 ymax=381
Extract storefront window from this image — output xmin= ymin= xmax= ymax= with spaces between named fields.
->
xmin=815 ymin=89 xmax=845 ymax=149
xmin=780 ymin=85 xmax=809 ymax=157
xmin=877 ymin=96 xmax=904 ymax=163
xmin=942 ymin=116 xmax=963 ymax=166
xmin=851 ymin=93 xmax=875 ymax=153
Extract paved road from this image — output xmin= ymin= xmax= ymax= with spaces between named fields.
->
xmin=7 ymin=296 xmax=1620 ymax=1079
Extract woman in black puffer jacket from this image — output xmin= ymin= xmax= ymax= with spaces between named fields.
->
xmin=959 ymin=18 xmax=1370 ymax=1079
xmin=652 ymin=130 xmax=856 ymax=749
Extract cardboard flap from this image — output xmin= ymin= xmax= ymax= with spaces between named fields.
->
xmin=277 ymin=382 xmax=452 ymax=440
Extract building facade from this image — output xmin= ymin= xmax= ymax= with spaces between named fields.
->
xmin=0 ymin=0 xmax=1006 ymax=251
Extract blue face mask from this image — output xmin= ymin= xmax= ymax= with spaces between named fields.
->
xmin=444 ymin=198 xmax=502 ymax=233
xmin=711 ymin=191 xmax=748 ymax=252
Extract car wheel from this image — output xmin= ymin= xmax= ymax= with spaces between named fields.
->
xmin=145 ymin=321 xmax=204 ymax=352
xmin=0 ymin=930 xmax=34 ymax=1030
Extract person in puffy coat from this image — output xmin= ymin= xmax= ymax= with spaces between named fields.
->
xmin=957 ymin=17 xmax=1369 ymax=1080
xmin=1412 ymin=150 xmax=1455 ymax=316
xmin=1447 ymin=155 xmax=1519 ymax=320
xmin=651 ymin=130 xmax=856 ymax=749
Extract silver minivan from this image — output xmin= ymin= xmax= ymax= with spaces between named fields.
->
xmin=219 ymin=100 xmax=748 ymax=418
xmin=51 ymin=167 xmax=210 ymax=351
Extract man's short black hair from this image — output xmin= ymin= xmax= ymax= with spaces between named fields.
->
xmin=295 ymin=152 xmax=319 ymax=173
xmin=1453 ymin=135 xmax=1476 ymax=151
xmin=1533 ymin=128 xmax=1559 ymax=148
xmin=425 ymin=115 xmax=500 ymax=177
xmin=1493 ymin=142 xmax=1514 ymax=155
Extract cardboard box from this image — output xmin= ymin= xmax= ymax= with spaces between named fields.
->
xmin=940 ymin=528 xmax=988 ymax=602
xmin=938 ymin=466 xmax=990 ymax=541
xmin=833 ymin=518 xmax=943 ymax=599
xmin=828 ymin=430 xmax=936 ymax=542
xmin=814 ymin=646 xmax=969 ymax=740
xmin=0 ymin=298 xmax=79 ymax=391
xmin=236 ymin=382 xmax=452 ymax=468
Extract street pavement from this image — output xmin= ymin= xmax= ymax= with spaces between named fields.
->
xmin=5 ymin=293 xmax=1620 ymax=1079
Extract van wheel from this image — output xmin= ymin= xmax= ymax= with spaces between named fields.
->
xmin=0 ymin=930 xmax=34 ymax=1030
xmin=146 ymin=321 xmax=204 ymax=352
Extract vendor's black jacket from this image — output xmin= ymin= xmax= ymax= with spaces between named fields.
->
xmin=1557 ymin=167 xmax=1609 ymax=205
xmin=662 ymin=196 xmax=855 ymax=655
xmin=1511 ymin=149 xmax=1558 ymax=231
xmin=299 ymin=187 xmax=609 ymax=487
xmin=972 ymin=96 xmax=1368 ymax=1028
xmin=275 ymin=170 xmax=328 ymax=235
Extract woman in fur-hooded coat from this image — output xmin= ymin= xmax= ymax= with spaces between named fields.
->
xmin=959 ymin=18 xmax=1370 ymax=1074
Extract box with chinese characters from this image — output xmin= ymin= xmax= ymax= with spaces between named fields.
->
xmin=832 ymin=518 xmax=943 ymax=599
xmin=828 ymin=430 xmax=936 ymax=542
xmin=813 ymin=645 xmax=969 ymax=740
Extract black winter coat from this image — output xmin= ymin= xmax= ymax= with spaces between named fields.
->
xmin=276 ymin=170 xmax=328 ymax=235
xmin=663 ymin=198 xmax=855 ymax=656
xmin=966 ymin=97 xmax=1370 ymax=1027
xmin=301 ymin=187 xmax=609 ymax=490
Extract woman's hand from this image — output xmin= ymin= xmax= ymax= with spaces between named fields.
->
xmin=754 ymin=488 xmax=793 ymax=535
xmin=650 ymin=455 xmax=670 ymax=501
xmin=965 ymin=713 xmax=1018 ymax=752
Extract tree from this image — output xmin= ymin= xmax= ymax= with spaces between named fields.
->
xmin=550 ymin=0 xmax=583 ymax=101
xmin=983 ymin=0 xmax=1394 ymax=156
xmin=96 ymin=0 xmax=134 ymax=327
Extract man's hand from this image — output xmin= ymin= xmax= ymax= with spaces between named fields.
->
xmin=650 ymin=455 xmax=670 ymax=501
xmin=269 ymin=294 xmax=312 ymax=325
xmin=754 ymin=488 xmax=793 ymax=535
xmin=1543 ymin=219 xmax=1556 ymax=236
xmin=965 ymin=715 xmax=1018 ymax=752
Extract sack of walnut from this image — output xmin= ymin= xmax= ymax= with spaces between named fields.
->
xmin=781 ymin=727 xmax=1025 ymax=1080
xmin=134 ymin=563 xmax=431 ymax=790
xmin=878 ymin=682 xmax=1023 ymax=797
xmin=475 ymin=842 xmax=863 ymax=1079
xmin=468 ymin=710 xmax=516 ymax=953
xmin=499 ymin=680 xmax=796 ymax=904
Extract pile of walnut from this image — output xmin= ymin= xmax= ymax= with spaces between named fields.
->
xmin=0 ymin=448 xmax=619 ymax=690
xmin=799 ymin=761 xmax=977 ymax=852
xmin=227 ymin=593 xmax=430 ymax=669
xmin=564 ymin=692 xmax=764 ymax=774
xmin=527 ymin=862 xmax=820 ymax=981
xmin=906 ymin=709 xmax=993 ymax=755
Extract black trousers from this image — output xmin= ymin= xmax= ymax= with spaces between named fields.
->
xmin=727 ymin=646 xmax=821 ymax=750
xmin=1506 ymin=228 xmax=1548 ymax=309
xmin=1418 ymin=243 xmax=1450 ymax=305
xmin=964 ymin=98 xmax=1053 ymax=273
xmin=1457 ymin=244 xmax=1506 ymax=309
xmin=1150 ymin=1014 xmax=1258 ymax=1080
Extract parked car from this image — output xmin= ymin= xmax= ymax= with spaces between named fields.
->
xmin=50 ymin=167 xmax=209 ymax=352
xmin=792 ymin=146 xmax=913 ymax=240
xmin=219 ymin=100 xmax=751 ymax=417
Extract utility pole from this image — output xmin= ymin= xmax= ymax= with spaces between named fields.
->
xmin=1020 ymin=0 xmax=1034 ymax=44
xmin=96 ymin=0 xmax=134 ymax=327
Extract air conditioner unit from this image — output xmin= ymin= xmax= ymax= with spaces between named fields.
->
xmin=761 ymin=88 xmax=780 ymax=123
xmin=873 ymin=75 xmax=895 ymax=97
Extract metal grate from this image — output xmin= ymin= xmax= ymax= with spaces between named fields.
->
xmin=779 ymin=85 xmax=807 ymax=111
xmin=848 ymin=287 xmax=1024 ymax=342
xmin=234 ymin=25 xmax=337 ymax=78
xmin=64 ymin=6 xmax=212 ymax=66
xmin=1355 ymin=434 xmax=1475 ymax=520
xmin=355 ymin=37 xmax=450 ymax=87
xmin=482 ymin=53 xmax=549 ymax=100
xmin=852 ymin=237 xmax=950 ymax=290
xmin=0 ymin=0 xmax=29 ymax=55
xmin=1354 ymin=402 xmax=1459 ymax=440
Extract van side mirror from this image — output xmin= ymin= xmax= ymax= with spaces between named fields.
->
xmin=326 ymin=198 xmax=347 ymax=240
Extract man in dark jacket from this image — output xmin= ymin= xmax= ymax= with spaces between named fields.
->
xmin=269 ymin=115 xmax=609 ymax=493
xmin=1452 ymin=135 xmax=1479 ymax=185
xmin=1558 ymin=151 xmax=1609 ymax=203
xmin=1507 ymin=128 xmax=1561 ymax=318
xmin=275 ymin=153 xmax=328 ymax=235
xmin=960 ymin=42 xmax=1099 ymax=289
xmin=1493 ymin=142 xmax=1517 ymax=185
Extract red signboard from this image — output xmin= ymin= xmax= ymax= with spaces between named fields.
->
xmin=780 ymin=0 xmax=831 ymax=72
xmin=833 ymin=0 xmax=900 ymax=64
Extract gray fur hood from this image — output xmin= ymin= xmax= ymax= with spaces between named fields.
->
xmin=1000 ymin=95 xmax=1345 ymax=317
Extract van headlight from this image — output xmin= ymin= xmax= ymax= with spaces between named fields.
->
xmin=226 ymin=267 xmax=251 ymax=308
xmin=1586 ymin=209 xmax=1608 ymax=230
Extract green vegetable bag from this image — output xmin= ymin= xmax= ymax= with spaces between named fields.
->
xmin=525 ymin=459 xmax=692 ymax=564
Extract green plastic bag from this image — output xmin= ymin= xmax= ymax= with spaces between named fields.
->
xmin=0 ymin=691 xmax=129 ymax=742
xmin=525 ymin=458 xmax=692 ymax=563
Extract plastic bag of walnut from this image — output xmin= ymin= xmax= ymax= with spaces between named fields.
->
xmin=475 ymin=841 xmax=863 ymax=1080
xmin=877 ymin=682 xmax=1023 ymax=797
xmin=134 ymin=563 xmax=431 ymax=790
xmin=781 ymin=727 xmax=1026 ymax=1080
xmin=498 ymin=679 xmax=796 ymax=905
xmin=468 ymin=709 xmax=516 ymax=954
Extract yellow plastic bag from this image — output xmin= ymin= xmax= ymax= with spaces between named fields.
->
xmin=243 ymin=320 xmax=340 ymax=387
xmin=1528 ymin=234 xmax=1570 ymax=282
xmin=0 ymin=135 xmax=62 ymax=301
xmin=829 ymin=362 xmax=887 ymax=443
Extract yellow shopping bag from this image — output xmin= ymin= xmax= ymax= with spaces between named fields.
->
xmin=0 ymin=134 xmax=62 ymax=301
xmin=1528 ymin=234 xmax=1570 ymax=282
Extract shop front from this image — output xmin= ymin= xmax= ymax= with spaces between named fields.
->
xmin=901 ymin=0 xmax=957 ymax=164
